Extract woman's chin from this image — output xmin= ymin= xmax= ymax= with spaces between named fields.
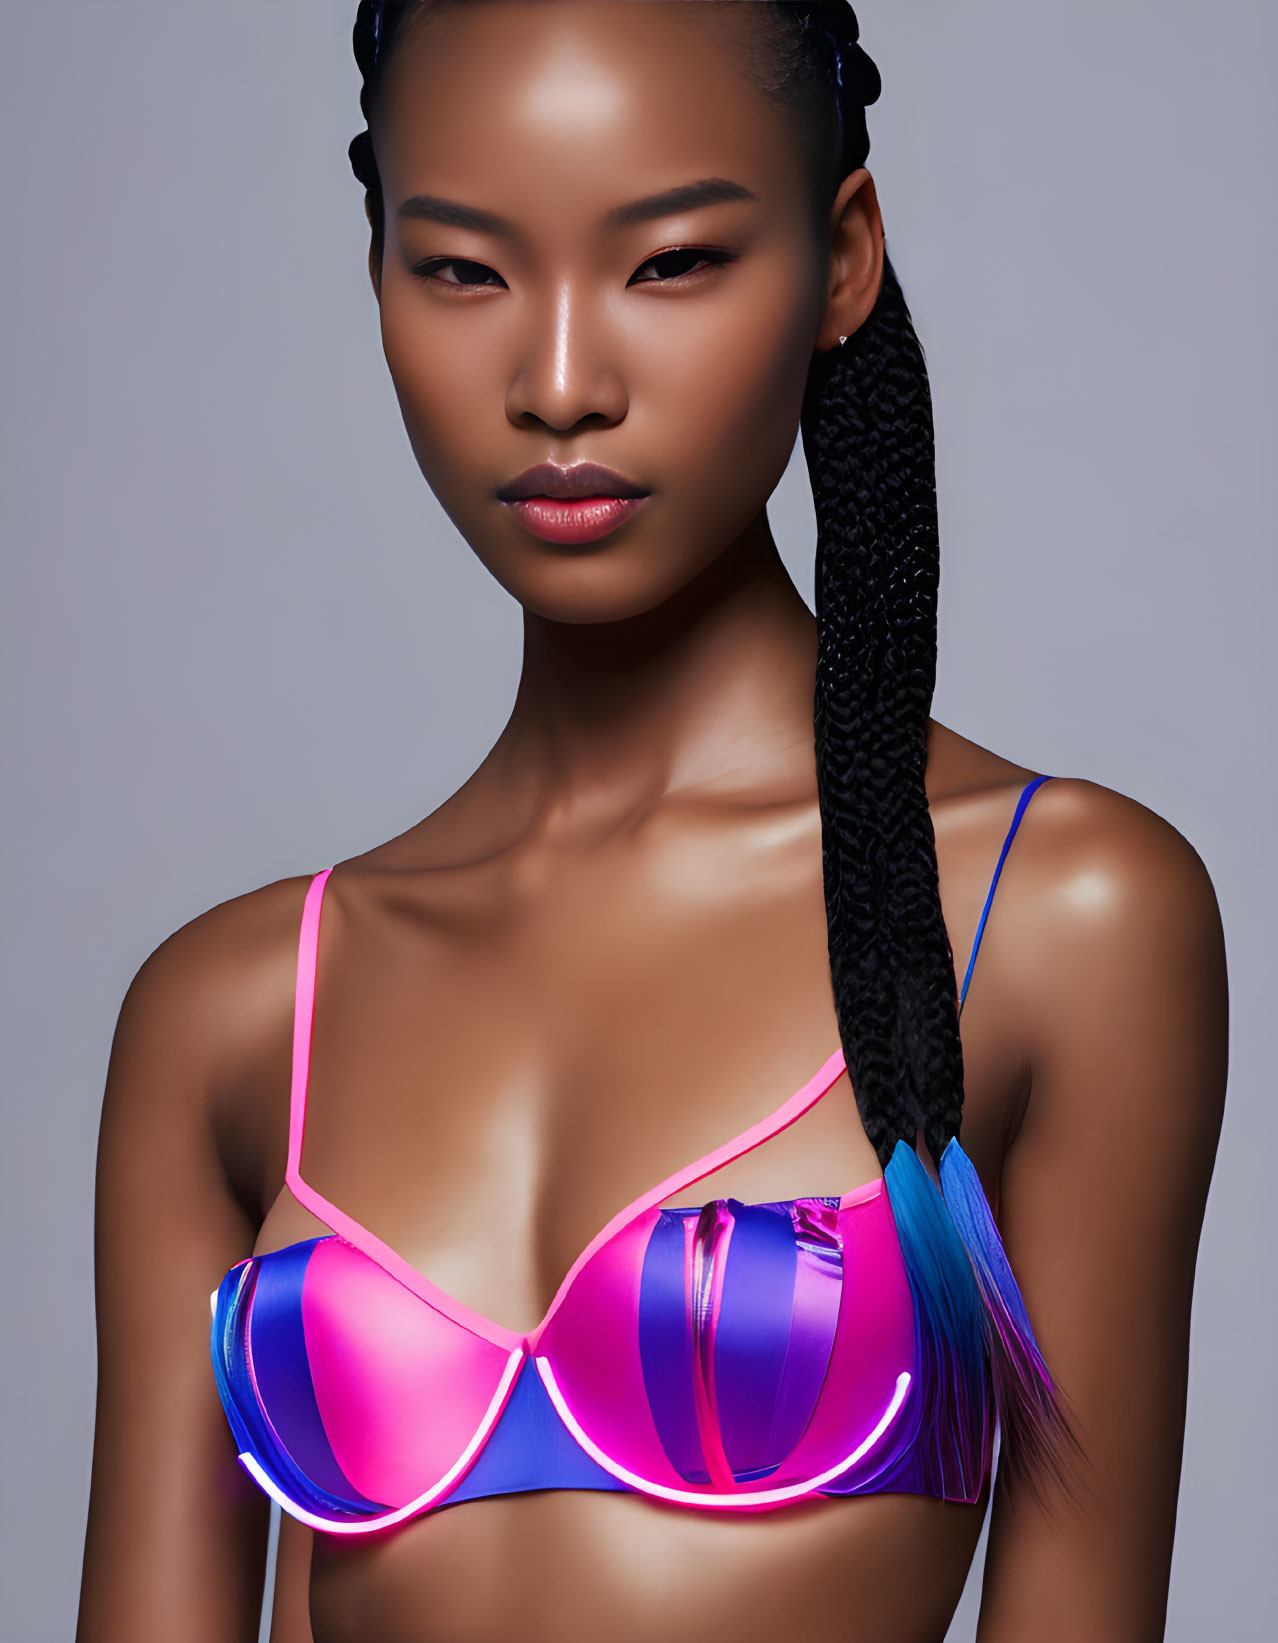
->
xmin=473 ymin=539 xmax=728 ymax=630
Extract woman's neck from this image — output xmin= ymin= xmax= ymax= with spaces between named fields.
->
xmin=487 ymin=515 xmax=821 ymax=837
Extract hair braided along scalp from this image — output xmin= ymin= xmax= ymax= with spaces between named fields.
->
xmin=348 ymin=0 xmax=963 ymax=1170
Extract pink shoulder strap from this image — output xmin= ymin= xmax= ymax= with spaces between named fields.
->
xmin=286 ymin=867 xmax=334 ymax=1189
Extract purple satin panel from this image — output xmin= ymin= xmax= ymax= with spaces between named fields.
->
xmin=638 ymin=1210 xmax=708 ymax=1483
xmin=689 ymin=1201 xmax=737 ymax=1486
xmin=246 ymin=1239 xmax=379 ymax=1507
xmin=762 ymin=1200 xmax=844 ymax=1469
xmin=642 ymin=1197 xmax=849 ymax=1487
xmin=714 ymin=1202 xmax=801 ymax=1479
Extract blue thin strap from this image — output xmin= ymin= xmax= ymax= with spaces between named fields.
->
xmin=957 ymin=775 xmax=1054 ymax=1014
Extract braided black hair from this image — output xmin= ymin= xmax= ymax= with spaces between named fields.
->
xmin=348 ymin=0 xmax=964 ymax=1173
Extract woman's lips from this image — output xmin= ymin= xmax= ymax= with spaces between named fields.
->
xmin=504 ymin=494 xmax=650 ymax=545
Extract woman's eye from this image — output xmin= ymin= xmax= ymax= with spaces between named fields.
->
xmin=412 ymin=258 xmax=506 ymax=290
xmin=411 ymin=248 xmax=733 ymax=291
xmin=628 ymin=247 xmax=733 ymax=286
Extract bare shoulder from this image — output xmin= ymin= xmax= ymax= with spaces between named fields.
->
xmin=931 ymin=720 xmax=1227 ymax=1125
xmin=1006 ymin=774 xmax=1224 ymax=966
xmin=103 ymin=869 xmax=321 ymax=1210
xmin=990 ymin=775 xmax=1228 ymax=1155
xmin=114 ymin=871 xmax=312 ymax=1078
xmin=931 ymin=722 xmax=1222 ymax=963
xmin=931 ymin=715 xmax=1220 ymax=950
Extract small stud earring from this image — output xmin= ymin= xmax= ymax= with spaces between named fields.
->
xmin=837 ymin=334 xmax=848 ymax=345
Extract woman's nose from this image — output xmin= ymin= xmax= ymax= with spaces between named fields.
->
xmin=505 ymin=282 xmax=629 ymax=433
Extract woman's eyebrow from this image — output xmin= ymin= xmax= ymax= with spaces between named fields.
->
xmin=605 ymin=177 xmax=756 ymax=228
xmin=395 ymin=177 xmax=757 ymax=236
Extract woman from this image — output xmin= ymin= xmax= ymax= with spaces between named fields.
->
xmin=76 ymin=3 xmax=1227 ymax=1640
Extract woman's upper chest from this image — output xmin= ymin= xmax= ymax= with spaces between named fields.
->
xmin=250 ymin=797 xmax=1025 ymax=1334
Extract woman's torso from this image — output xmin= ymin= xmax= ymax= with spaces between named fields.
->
xmin=219 ymin=729 xmax=1042 ymax=1643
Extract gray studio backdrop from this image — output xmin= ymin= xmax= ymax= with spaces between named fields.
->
xmin=2 ymin=3 xmax=1273 ymax=1639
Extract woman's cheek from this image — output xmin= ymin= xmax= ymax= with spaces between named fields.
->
xmin=654 ymin=336 xmax=810 ymax=533
xmin=382 ymin=328 xmax=490 ymax=505
xmin=647 ymin=268 xmax=813 ymax=462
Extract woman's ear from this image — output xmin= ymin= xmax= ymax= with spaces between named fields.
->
xmin=816 ymin=168 xmax=885 ymax=352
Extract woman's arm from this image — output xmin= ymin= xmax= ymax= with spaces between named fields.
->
xmin=76 ymin=896 xmax=295 ymax=1643
xmin=975 ymin=780 xmax=1228 ymax=1642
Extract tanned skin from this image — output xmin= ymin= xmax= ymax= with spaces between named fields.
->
xmin=76 ymin=5 xmax=1227 ymax=1641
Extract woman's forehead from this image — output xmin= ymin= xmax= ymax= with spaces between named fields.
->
xmin=374 ymin=1 xmax=800 ymax=194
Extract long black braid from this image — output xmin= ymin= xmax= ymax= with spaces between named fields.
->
xmin=348 ymin=1 xmax=965 ymax=1174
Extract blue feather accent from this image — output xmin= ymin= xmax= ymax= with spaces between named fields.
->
xmin=882 ymin=1139 xmax=993 ymax=1500
xmin=938 ymin=1141 xmax=1037 ymax=1337
xmin=938 ymin=1138 xmax=1067 ymax=1490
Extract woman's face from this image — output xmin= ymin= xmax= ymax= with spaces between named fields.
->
xmin=371 ymin=0 xmax=852 ymax=624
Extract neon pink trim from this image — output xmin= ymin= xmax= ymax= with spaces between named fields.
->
xmin=285 ymin=865 xmax=865 ymax=1354
xmin=284 ymin=868 xmax=525 ymax=1348
xmin=238 ymin=1347 xmax=525 ymax=1534
xmin=527 ymin=1045 xmax=853 ymax=1348
xmin=286 ymin=868 xmax=330 ymax=1182
xmin=535 ymin=1357 xmax=911 ymax=1508
xmin=840 ymin=1176 xmax=884 ymax=1210
xmin=288 ymin=1200 xmax=526 ymax=1349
